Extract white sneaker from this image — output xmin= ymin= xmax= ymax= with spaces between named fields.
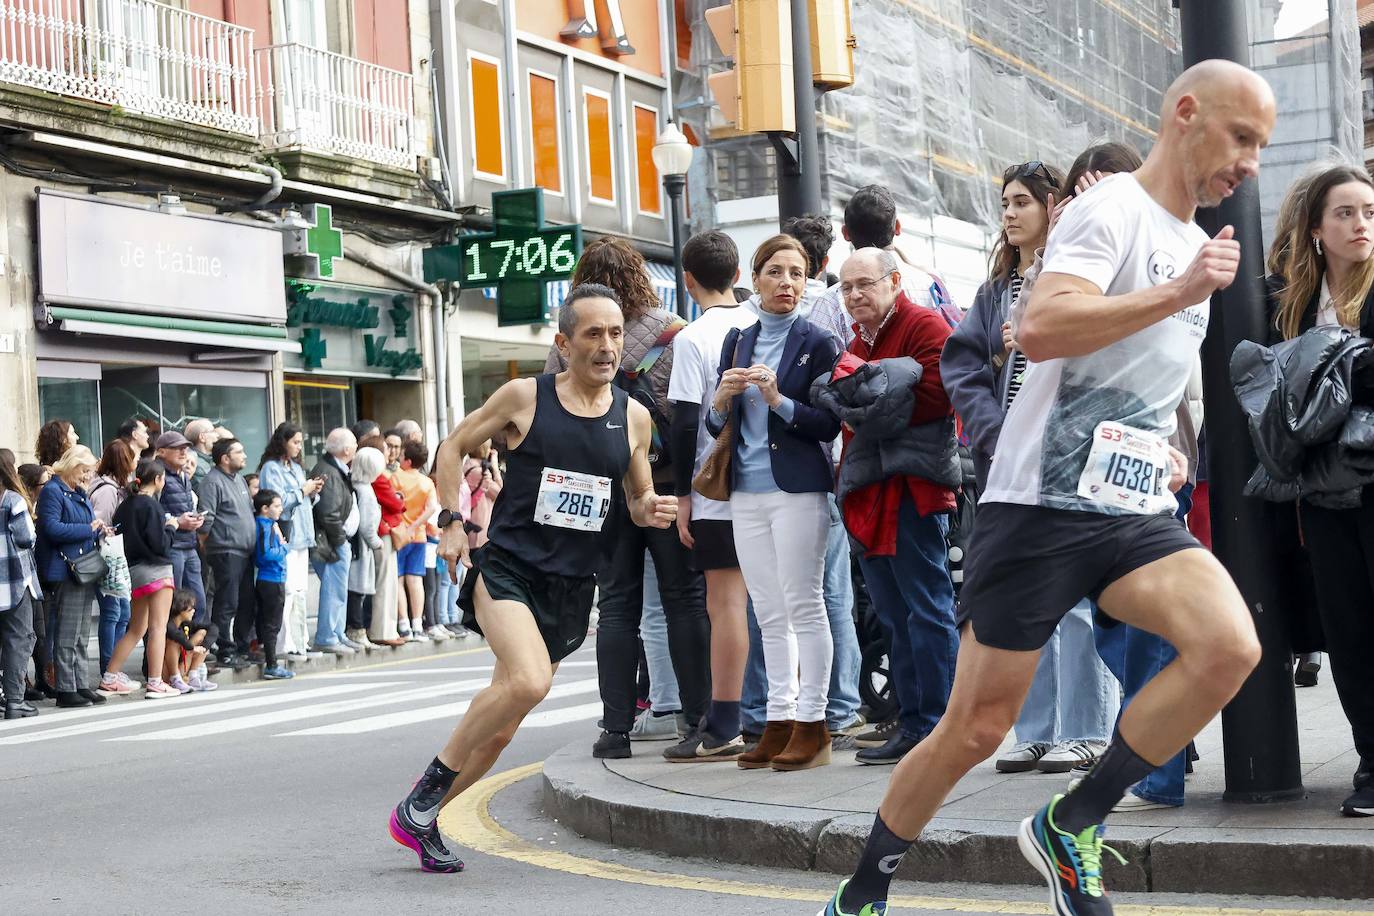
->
xmin=995 ymin=742 xmax=1051 ymax=773
xmin=285 ymin=651 xmax=308 ymax=661
xmin=1037 ymin=739 xmax=1108 ymax=774
xmin=188 ymin=673 xmax=218 ymax=692
xmin=168 ymin=675 xmax=193 ymax=694
xmin=1112 ymin=792 xmax=1174 ymax=813
xmin=409 ymin=631 xmax=430 ymax=642
xmin=427 ymin=626 xmax=451 ymax=641
xmin=315 ymin=642 xmax=356 ymax=656
xmin=629 ymin=710 xmax=683 ymax=742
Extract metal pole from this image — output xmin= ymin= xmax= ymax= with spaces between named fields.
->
xmin=1179 ymin=0 xmax=1304 ymax=802
xmin=775 ymin=0 xmax=823 ymax=225
xmin=665 ymin=173 xmax=689 ymax=319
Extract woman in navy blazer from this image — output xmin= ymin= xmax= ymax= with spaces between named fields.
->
xmin=36 ymin=445 xmax=108 ymax=707
xmin=705 ymin=234 xmax=840 ymax=772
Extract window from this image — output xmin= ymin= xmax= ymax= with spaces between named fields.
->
xmin=529 ymin=71 xmax=563 ymax=194
xmin=468 ymin=51 xmax=506 ymax=182
xmin=38 ymin=378 xmax=102 ymax=447
xmin=284 ymin=378 xmax=353 ymax=468
xmin=161 ymin=380 xmax=270 ymax=474
xmin=633 ymin=103 xmax=661 ymax=216
xmin=583 ymin=87 xmax=615 ymax=205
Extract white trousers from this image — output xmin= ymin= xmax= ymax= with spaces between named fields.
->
xmin=278 ymin=548 xmax=311 ymax=655
xmin=732 ymin=490 xmax=832 ymax=723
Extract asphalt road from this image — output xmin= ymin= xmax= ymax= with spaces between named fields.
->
xmin=2 ymin=644 xmax=1370 ymax=915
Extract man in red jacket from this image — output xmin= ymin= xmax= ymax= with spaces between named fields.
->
xmin=838 ymin=248 xmax=959 ymax=766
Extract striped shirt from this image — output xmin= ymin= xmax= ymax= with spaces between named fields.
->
xmin=1004 ymin=269 xmax=1029 ymax=409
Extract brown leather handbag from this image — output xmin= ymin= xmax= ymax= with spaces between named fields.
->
xmin=692 ymin=338 xmax=741 ymax=502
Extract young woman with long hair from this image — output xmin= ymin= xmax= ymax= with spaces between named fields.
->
xmin=104 ymin=457 xmax=181 ymax=698
xmin=0 ymin=449 xmax=40 ymax=717
xmin=1265 ymin=164 xmax=1374 ymax=817
xmin=34 ymin=420 xmax=78 ymax=468
xmin=257 ymin=422 xmax=324 ymax=660
xmin=90 ymin=439 xmax=137 ymax=677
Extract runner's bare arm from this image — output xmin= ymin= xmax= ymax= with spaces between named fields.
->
xmin=1019 ymin=226 xmax=1239 ymax=361
xmin=623 ymin=399 xmax=676 ymax=530
xmin=436 ymin=377 xmax=535 ymax=575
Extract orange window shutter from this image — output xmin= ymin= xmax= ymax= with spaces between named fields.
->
xmin=586 ymin=93 xmax=614 ymax=202
xmin=529 ymin=74 xmax=562 ymax=193
xmin=470 ymin=58 xmax=504 ymax=179
xmin=634 ymin=106 xmax=660 ymax=214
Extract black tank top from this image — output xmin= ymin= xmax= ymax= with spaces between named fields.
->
xmin=485 ymin=373 xmax=631 ymax=577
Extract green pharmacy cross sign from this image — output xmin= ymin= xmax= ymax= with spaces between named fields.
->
xmin=284 ymin=203 xmax=344 ymax=280
xmin=423 ymin=188 xmax=582 ymax=327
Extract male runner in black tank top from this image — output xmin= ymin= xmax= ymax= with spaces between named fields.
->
xmin=388 ymin=284 xmax=677 ymax=873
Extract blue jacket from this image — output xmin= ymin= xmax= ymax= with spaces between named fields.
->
xmin=158 ymin=470 xmax=198 ymax=550
xmin=706 ymin=318 xmax=841 ymax=494
xmin=35 ymin=477 xmax=98 ymax=584
xmin=940 ymin=277 xmax=1013 ymax=490
xmin=254 ymin=516 xmax=288 ymax=583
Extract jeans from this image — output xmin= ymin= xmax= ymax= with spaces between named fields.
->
xmin=856 ymin=498 xmax=958 ymax=739
xmin=1014 ymin=599 xmax=1117 ymax=746
xmin=733 ymin=490 xmax=831 ymax=723
xmin=435 ymin=557 xmax=457 ymax=626
xmin=742 ymin=495 xmax=861 ymax=733
xmin=97 ymin=592 xmax=131 ymax=674
xmin=311 ymin=542 xmax=351 ymax=648
xmin=639 ymin=553 xmax=681 ymax=712
xmin=171 ymin=547 xmax=207 ymax=626
xmin=595 ymin=504 xmax=710 ymax=734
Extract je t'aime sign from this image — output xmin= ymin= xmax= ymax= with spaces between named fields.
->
xmin=37 ymin=189 xmax=287 ymax=324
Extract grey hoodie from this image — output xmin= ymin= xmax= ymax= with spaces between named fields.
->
xmin=196 ymin=467 xmax=255 ymax=556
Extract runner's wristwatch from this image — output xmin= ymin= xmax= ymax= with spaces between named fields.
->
xmin=436 ymin=508 xmax=463 ymax=529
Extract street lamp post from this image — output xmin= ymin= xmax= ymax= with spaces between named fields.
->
xmin=653 ymin=122 xmax=694 ymax=319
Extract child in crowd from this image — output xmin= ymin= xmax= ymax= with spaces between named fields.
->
xmin=165 ymin=589 xmax=218 ymax=692
xmin=244 ymin=473 xmax=260 ymax=500
xmin=254 ymin=489 xmax=291 ymax=680
xmin=391 ymin=441 xmax=436 ymax=642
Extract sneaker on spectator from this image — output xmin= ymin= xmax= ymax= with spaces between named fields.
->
xmin=426 ymin=626 xmax=451 ymax=641
xmin=168 ymin=675 xmax=193 ymax=694
xmin=285 ymin=651 xmax=308 ymax=661
xmin=831 ymin=733 xmax=858 ymax=752
xmin=340 ymin=635 xmax=365 ymax=652
xmin=853 ymin=719 xmax=898 ymax=749
xmin=97 ymin=672 xmax=132 ymax=697
xmin=1066 ymin=759 xmax=1095 ymax=793
xmin=997 ymin=742 xmax=1053 ymax=774
xmin=445 ymin=624 xmax=469 ymax=637
xmin=116 ymin=672 xmax=141 ymax=692
xmin=832 ymin=713 xmax=868 ymax=737
xmin=315 ymin=642 xmax=356 ymax=656
xmin=144 ymin=679 xmax=180 ymax=699
xmin=188 ymin=673 xmax=217 ymax=692
xmin=263 ymin=666 xmax=295 ymax=680
xmin=411 ymin=630 xmax=431 ymax=642
xmin=630 ymin=710 xmax=682 ymax=742
xmin=1038 ymin=739 xmax=1108 ymax=774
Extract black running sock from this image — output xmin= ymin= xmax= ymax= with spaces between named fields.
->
xmin=404 ymin=757 xmax=459 ymax=827
xmin=704 ymin=700 xmax=740 ymax=741
xmin=1054 ymin=728 xmax=1158 ymax=833
xmin=840 ymin=812 xmax=914 ymax=910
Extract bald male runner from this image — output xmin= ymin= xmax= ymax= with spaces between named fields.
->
xmin=821 ymin=60 xmax=1277 ymax=916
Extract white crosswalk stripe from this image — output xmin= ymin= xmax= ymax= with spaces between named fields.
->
xmin=0 ymin=676 xmax=603 ymax=745
xmin=278 ymin=678 xmax=600 ymax=737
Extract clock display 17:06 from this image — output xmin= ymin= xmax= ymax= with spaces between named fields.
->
xmin=463 ymin=232 xmax=577 ymax=284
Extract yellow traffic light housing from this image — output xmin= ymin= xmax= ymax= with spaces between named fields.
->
xmin=809 ymin=0 xmax=856 ymax=89
xmin=705 ymin=0 xmax=795 ymax=135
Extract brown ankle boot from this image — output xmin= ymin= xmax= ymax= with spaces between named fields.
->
xmin=771 ymin=720 xmax=832 ymax=771
xmin=737 ymin=720 xmax=795 ymax=769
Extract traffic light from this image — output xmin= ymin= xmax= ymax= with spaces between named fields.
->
xmin=809 ymin=0 xmax=855 ymax=89
xmin=705 ymin=0 xmax=795 ymax=134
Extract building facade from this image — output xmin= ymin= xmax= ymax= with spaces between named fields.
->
xmin=6 ymin=0 xmax=453 ymax=464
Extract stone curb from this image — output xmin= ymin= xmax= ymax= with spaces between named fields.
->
xmin=541 ymin=741 xmax=1374 ymax=899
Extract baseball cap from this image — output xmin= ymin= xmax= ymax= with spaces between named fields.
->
xmin=155 ymin=431 xmax=192 ymax=449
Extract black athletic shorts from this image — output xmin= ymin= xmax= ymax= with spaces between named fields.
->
xmin=689 ymin=518 xmax=739 ymax=571
xmin=458 ymin=543 xmax=596 ymax=663
xmin=957 ymin=502 xmax=1202 ymax=651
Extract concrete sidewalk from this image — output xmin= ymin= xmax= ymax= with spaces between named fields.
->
xmin=543 ymin=674 xmax=1374 ymax=899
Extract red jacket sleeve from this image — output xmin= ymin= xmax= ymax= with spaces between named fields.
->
xmin=907 ymin=310 xmax=954 ymax=426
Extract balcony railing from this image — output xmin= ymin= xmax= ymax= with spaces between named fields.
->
xmin=0 ymin=0 xmax=256 ymax=135
xmin=255 ymin=42 xmax=414 ymax=170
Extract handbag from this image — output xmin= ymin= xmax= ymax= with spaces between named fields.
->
xmin=62 ymin=543 xmax=109 ymax=586
xmin=98 ymin=533 xmax=131 ymax=598
xmin=692 ymin=337 xmax=742 ymax=502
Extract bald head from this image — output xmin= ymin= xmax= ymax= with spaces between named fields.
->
xmin=1162 ymin=59 xmax=1275 ymax=126
xmin=840 ymin=247 xmax=900 ymax=332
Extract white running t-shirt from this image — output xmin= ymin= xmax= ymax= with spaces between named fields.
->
xmin=667 ymin=302 xmax=758 ymax=521
xmin=981 ymin=173 xmax=1210 ymax=515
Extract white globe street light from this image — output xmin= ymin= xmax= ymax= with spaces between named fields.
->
xmin=653 ymin=122 xmax=694 ymax=318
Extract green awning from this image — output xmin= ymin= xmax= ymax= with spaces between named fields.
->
xmin=49 ymin=307 xmax=301 ymax=354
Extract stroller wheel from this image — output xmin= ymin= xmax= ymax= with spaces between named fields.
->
xmin=859 ymin=642 xmax=898 ymax=724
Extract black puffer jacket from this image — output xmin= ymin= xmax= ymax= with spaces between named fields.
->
xmin=1231 ymin=326 xmax=1374 ymax=508
xmin=810 ymin=356 xmax=962 ymax=502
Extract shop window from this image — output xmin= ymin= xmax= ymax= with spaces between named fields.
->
xmin=529 ymin=71 xmax=563 ymax=194
xmin=584 ymin=87 xmax=615 ymax=204
xmin=38 ymin=378 xmax=102 ymax=449
xmin=633 ymin=102 xmax=661 ymax=216
xmin=285 ymin=378 xmax=353 ymax=468
xmin=161 ymin=381 xmax=269 ymax=473
xmin=469 ymin=51 xmax=506 ymax=182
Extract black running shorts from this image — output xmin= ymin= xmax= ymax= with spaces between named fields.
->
xmin=689 ymin=519 xmax=740 ymax=571
xmin=458 ymin=543 xmax=596 ymax=663
xmin=957 ymin=502 xmax=1203 ymax=651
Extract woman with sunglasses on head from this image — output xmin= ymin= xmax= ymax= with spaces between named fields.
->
xmin=946 ymin=156 xmax=1121 ymax=777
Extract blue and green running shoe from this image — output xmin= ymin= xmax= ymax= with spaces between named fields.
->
xmin=816 ymin=879 xmax=886 ymax=916
xmin=1017 ymin=794 xmax=1125 ymax=916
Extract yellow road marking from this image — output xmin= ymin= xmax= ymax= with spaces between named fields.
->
xmin=439 ymin=765 xmax=1371 ymax=916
